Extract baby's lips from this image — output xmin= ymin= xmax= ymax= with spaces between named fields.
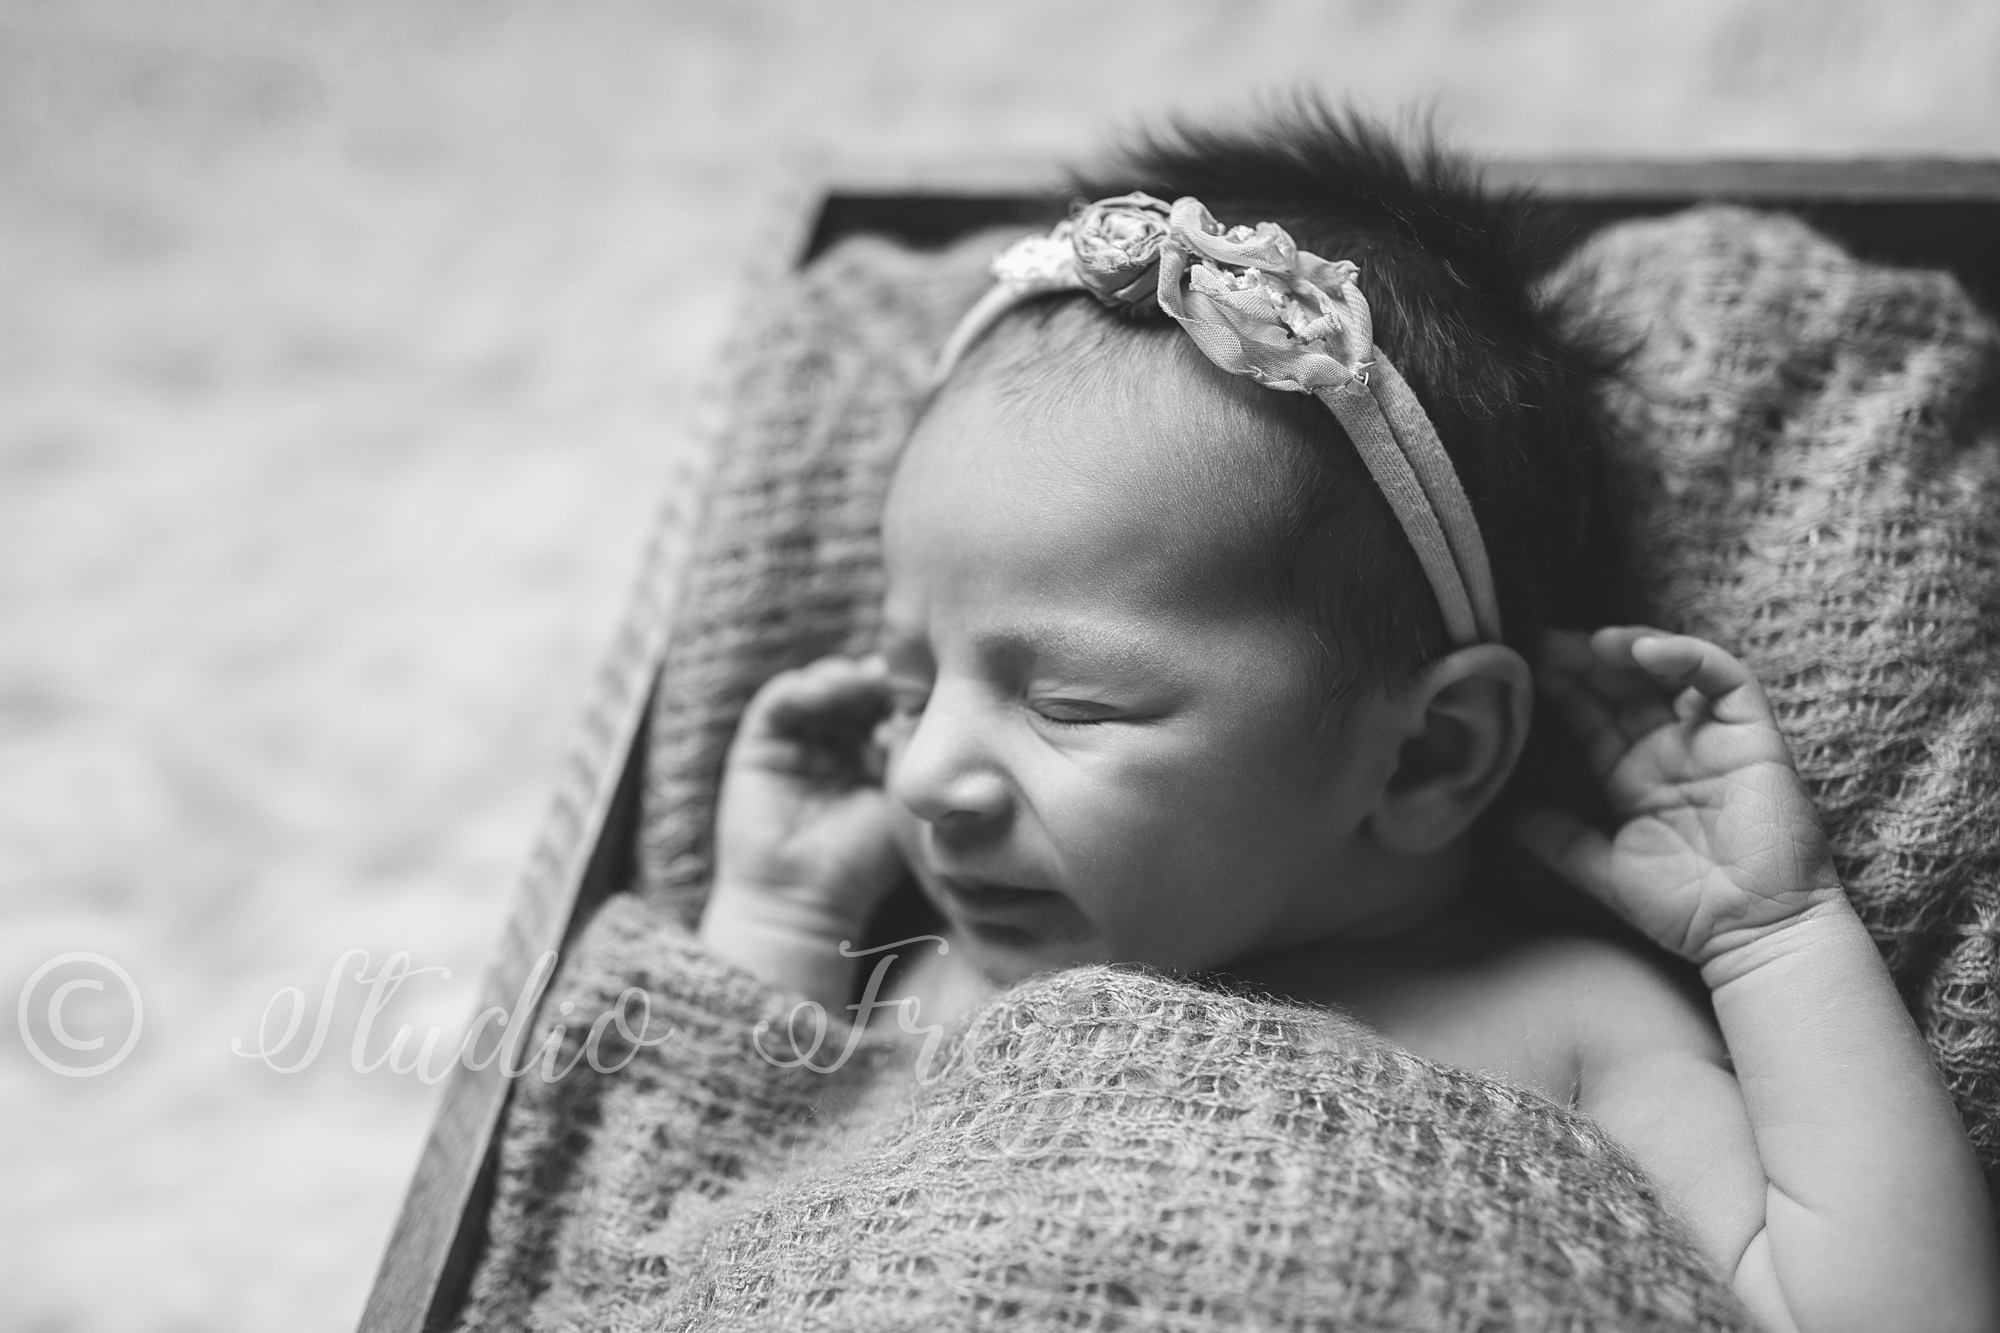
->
xmin=934 ymin=874 xmax=1064 ymax=917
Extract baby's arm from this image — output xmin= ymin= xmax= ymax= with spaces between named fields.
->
xmin=700 ymin=656 xmax=906 ymax=1011
xmin=1517 ymin=628 xmax=1999 ymax=1333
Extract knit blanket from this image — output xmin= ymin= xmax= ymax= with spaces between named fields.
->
xmin=452 ymin=206 xmax=2000 ymax=1331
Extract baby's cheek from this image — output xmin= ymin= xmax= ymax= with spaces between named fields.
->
xmin=1033 ymin=774 xmax=1157 ymax=884
xmin=1067 ymin=777 xmax=1300 ymax=971
xmin=1041 ymin=794 xmax=1203 ymax=950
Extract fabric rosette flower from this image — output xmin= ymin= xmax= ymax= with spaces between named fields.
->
xmin=1069 ymin=192 xmax=1175 ymax=313
xmin=1157 ymin=196 xmax=1373 ymax=395
xmin=944 ymin=193 xmax=1374 ymax=403
xmin=990 ymin=224 xmax=1082 ymax=294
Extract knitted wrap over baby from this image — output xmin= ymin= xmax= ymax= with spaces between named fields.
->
xmin=451 ymin=206 xmax=2000 ymax=1331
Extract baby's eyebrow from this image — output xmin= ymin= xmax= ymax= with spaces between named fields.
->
xmin=973 ymin=621 xmax=1174 ymax=675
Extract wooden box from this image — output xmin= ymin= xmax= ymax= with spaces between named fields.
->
xmin=356 ymin=157 xmax=2000 ymax=1332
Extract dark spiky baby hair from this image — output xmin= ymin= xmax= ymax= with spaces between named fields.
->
xmin=1064 ymin=99 xmax=1627 ymax=706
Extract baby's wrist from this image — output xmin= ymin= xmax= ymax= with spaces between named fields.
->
xmin=705 ymin=876 xmax=874 ymax=942
xmin=698 ymin=887 xmax=869 ymax=1010
xmin=1697 ymin=895 xmax=1863 ymax=992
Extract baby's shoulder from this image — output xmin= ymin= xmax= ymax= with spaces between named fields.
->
xmin=1322 ymin=927 xmax=1724 ymax=1105
xmin=1490 ymin=932 xmax=1726 ymax=1069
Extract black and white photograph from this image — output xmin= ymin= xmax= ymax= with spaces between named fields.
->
xmin=5 ymin=3 xmax=1999 ymax=1330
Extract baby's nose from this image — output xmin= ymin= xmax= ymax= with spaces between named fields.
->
xmin=885 ymin=688 xmax=1012 ymax=829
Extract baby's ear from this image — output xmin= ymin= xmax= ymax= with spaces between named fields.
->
xmin=1369 ymin=644 xmax=1533 ymax=858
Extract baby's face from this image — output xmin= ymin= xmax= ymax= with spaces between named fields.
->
xmin=880 ymin=356 xmax=1398 ymax=985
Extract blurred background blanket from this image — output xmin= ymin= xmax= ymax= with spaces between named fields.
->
xmin=452 ymin=203 xmax=2000 ymax=1328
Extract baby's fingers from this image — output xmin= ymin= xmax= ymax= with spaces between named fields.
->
xmin=1621 ymin=631 xmax=1772 ymax=727
xmin=754 ymin=655 xmax=889 ymax=729
xmin=1543 ymin=677 xmax=1642 ymax=783
xmin=735 ymin=656 xmax=891 ymax=769
xmin=1537 ymin=629 xmax=1673 ymax=780
xmin=1534 ymin=627 xmax=1598 ymax=694
xmin=1510 ymin=806 xmax=1620 ymax=908
xmin=1540 ymin=627 xmax=1674 ymax=709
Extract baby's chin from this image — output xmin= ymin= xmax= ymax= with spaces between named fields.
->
xmin=952 ymin=919 xmax=1106 ymax=987
xmin=917 ymin=882 xmax=1107 ymax=987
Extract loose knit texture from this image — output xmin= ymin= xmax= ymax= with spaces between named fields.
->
xmin=452 ymin=206 xmax=2000 ymax=1330
xmin=1540 ymin=206 xmax=2000 ymax=1180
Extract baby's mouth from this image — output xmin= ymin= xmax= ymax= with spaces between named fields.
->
xmin=934 ymin=874 xmax=1063 ymax=918
xmin=927 ymin=873 xmax=1095 ymax=960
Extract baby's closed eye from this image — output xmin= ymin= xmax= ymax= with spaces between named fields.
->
xmin=1029 ymin=697 xmax=1127 ymax=726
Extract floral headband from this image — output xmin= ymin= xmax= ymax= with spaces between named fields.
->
xmin=934 ymin=193 xmax=1502 ymax=648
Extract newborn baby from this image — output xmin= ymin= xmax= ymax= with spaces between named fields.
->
xmin=697 ymin=107 xmax=1998 ymax=1332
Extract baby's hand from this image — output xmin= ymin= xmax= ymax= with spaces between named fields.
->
xmin=704 ymin=656 xmax=905 ymax=990
xmin=1514 ymin=627 xmax=1848 ymax=968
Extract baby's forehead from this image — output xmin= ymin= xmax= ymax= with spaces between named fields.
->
xmin=896 ymin=305 xmax=1313 ymax=571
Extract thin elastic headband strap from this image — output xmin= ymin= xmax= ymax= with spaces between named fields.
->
xmin=1359 ymin=354 xmax=1502 ymax=644
xmin=931 ymin=195 xmax=1503 ymax=648
xmin=1318 ymin=373 xmax=1482 ymax=646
